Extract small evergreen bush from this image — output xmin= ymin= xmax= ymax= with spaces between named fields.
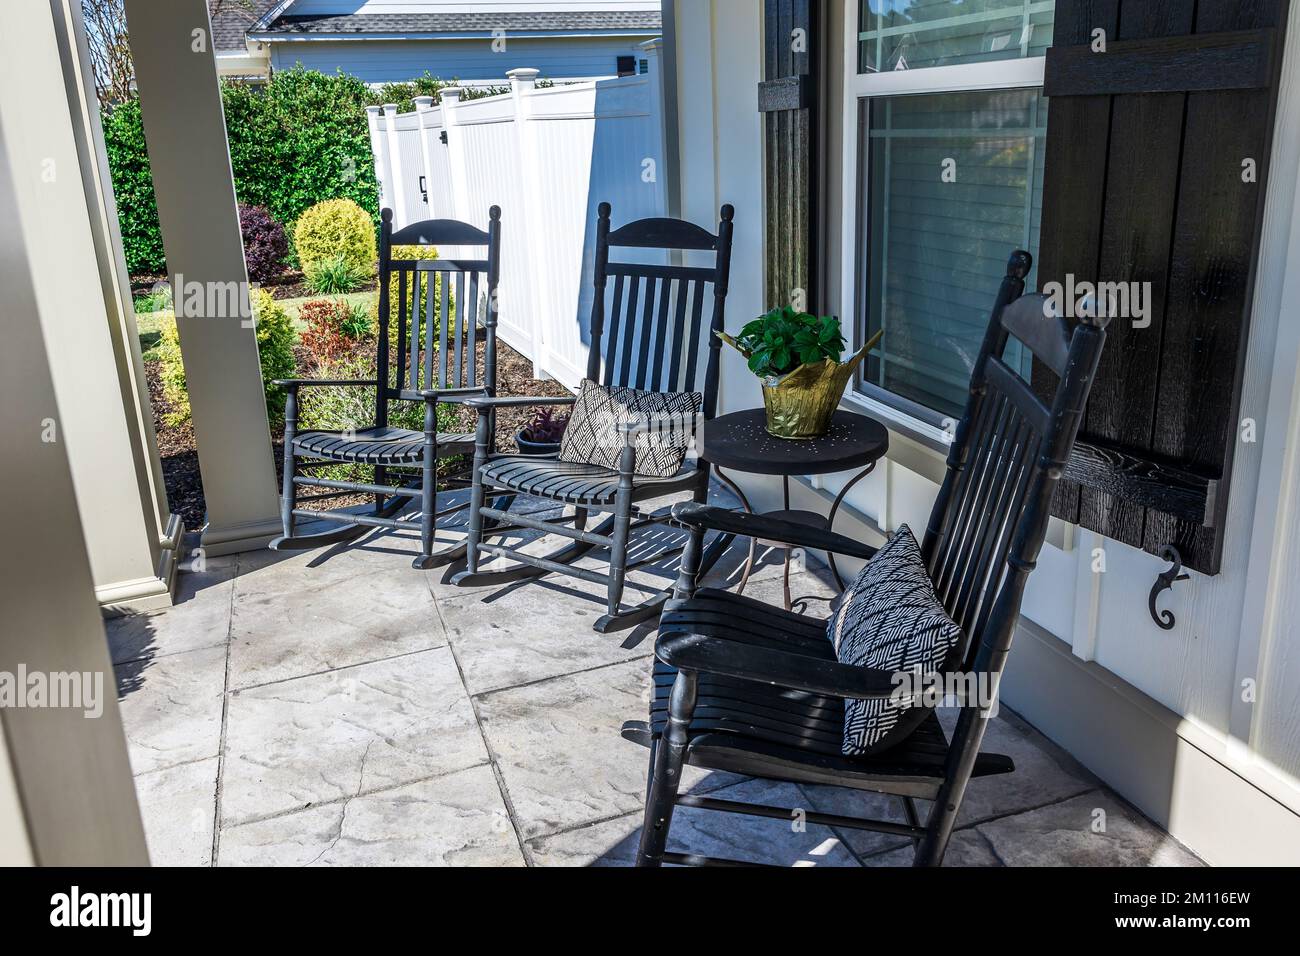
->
xmin=293 ymin=198 xmax=376 ymax=278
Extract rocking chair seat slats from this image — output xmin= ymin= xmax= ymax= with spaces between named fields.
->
xmin=293 ymin=427 xmax=474 ymax=465
xmin=648 ymin=588 xmax=1014 ymax=796
xmin=479 ymin=456 xmax=701 ymax=507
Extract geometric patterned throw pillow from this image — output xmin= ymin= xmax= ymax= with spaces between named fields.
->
xmin=558 ymin=379 xmax=702 ymax=478
xmin=825 ymin=524 xmax=964 ymax=756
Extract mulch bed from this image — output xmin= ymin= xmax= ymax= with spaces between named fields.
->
xmin=148 ymin=337 xmax=570 ymax=530
xmin=131 ymin=271 xmax=379 ymax=301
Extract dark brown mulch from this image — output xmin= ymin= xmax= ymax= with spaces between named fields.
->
xmin=130 ymin=271 xmax=379 ymax=301
xmin=147 ymin=337 xmax=571 ymax=530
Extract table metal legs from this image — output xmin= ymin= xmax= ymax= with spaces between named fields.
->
xmin=715 ymin=461 xmax=878 ymax=612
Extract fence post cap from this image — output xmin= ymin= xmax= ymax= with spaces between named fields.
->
xmin=364 ymin=104 xmax=383 ymax=115
xmin=440 ymin=86 xmax=464 ymax=102
xmin=413 ymin=95 xmax=435 ymax=109
xmin=507 ymin=67 xmax=541 ymax=81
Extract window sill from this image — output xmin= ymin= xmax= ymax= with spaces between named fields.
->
xmin=840 ymin=389 xmax=950 ymax=485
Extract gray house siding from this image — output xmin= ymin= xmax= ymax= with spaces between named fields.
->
xmin=268 ymin=36 xmax=649 ymax=84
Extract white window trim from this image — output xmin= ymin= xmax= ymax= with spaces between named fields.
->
xmin=837 ymin=3 xmax=1048 ymax=447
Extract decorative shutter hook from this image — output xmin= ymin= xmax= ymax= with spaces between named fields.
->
xmin=1148 ymin=545 xmax=1190 ymax=631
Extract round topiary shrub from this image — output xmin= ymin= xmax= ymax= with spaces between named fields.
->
xmin=239 ymin=204 xmax=289 ymax=283
xmin=293 ymin=198 xmax=376 ymax=278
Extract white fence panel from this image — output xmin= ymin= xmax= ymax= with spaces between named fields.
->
xmin=368 ymin=41 xmax=670 ymax=389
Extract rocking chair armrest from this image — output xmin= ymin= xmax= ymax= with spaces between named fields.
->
xmin=462 ymin=395 xmax=577 ymax=412
xmin=273 ymin=378 xmax=376 ymax=389
xmin=399 ymin=386 xmax=490 ymax=404
xmin=655 ymin=630 xmax=902 ymax=701
xmin=670 ymin=503 xmax=880 ymax=562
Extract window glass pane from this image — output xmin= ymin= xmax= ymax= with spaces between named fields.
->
xmin=860 ymin=0 xmax=1055 ymax=73
xmin=860 ymin=88 xmax=1047 ymax=421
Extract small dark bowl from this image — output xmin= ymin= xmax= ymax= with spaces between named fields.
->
xmin=514 ymin=429 xmax=561 ymax=456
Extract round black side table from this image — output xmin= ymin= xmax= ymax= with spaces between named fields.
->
xmin=703 ymin=409 xmax=889 ymax=609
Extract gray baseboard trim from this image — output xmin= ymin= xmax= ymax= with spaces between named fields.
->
xmin=1003 ymin=617 xmax=1300 ymax=865
xmin=199 ymin=515 xmax=282 ymax=557
xmin=96 ymin=514 xmax=185 ymax=616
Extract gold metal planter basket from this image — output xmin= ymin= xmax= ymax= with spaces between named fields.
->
xmin=720 ymin=329 xmax=883 ymax=439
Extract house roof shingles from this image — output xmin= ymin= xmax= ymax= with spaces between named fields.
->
xmin=209 ymin=0 xmax=280 ymax=53
xmin=253 ymin=11 xmax=662 ymax=37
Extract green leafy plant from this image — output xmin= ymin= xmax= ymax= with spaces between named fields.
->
xmin=339 ymin=299 xmax=374 ymax=340
xmin=726 ymin=306 xmax=847 ymax=379
xmin=305 ymin=253 xmax=370 ymax=295
xmin=133 ymin=288 xmax=171 ymax=314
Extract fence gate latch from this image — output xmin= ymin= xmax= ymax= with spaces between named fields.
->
xmin=1148 ymin=545 xmax=1190 ymax=631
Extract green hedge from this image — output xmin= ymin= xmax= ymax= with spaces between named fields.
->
xmin=103 ymin=68 xmax=544 ymax=277
xmin=103 ymin=99 xmax=165 ymax=276
xmin=105 ymin=67 xmax=381 ymax=276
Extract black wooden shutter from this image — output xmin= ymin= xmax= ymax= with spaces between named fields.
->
xmin=1036 ymin=0 xmax=1289 ymax=575
xmin=759 ymin=0 xmax=820 ymax=312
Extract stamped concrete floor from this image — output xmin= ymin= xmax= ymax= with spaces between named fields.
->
xmin=107 ymin=487 xmax=1202 ymax=867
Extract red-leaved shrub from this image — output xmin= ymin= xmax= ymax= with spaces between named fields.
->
xmin=239 ymin=203 xmax=288 ymax=283
xmin=300 ymin=298 xmax=364 ymax=364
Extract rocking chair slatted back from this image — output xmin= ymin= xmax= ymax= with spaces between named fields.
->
xmin=378 ymin=208 xmax=501 ymax=419
xmin=588 ymin=203 xmax=735 ymax=417
xmin=921 ymin=251 xmax=1108 ymax=673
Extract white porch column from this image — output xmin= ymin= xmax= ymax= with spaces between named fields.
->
xmin=0 ymin=4 xmax=147 ymax=863
xmin=2 ymin=0 xmax=184 ymax=612
xmin=124 ymin=0 xmax=281 ymax=556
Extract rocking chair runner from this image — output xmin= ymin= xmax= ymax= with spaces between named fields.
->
xmin=270 ymin=207 xmax=503 ymax=569
xmin=633 ymin=250 xmax=1111 ymax=867
xmin=448 ymin=203 xmax=736 ymax=633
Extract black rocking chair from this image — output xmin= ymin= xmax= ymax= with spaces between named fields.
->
xmin=448 ymin=202 xmax=735 ymax=633
xmin=270 ymin=206 xmax=502 ymax=569
xmin=633 ymin=250 xmax=1110 ymax=867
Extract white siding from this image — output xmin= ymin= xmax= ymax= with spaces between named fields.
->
xmin=270 ymin=36 xmax=650 ymax=84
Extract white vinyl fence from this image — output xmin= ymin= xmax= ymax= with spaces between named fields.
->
xmin=367 ymin=41 xmax=670 ymax=389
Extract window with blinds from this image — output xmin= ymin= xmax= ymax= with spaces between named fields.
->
xmin=859 ymin=0 xmax=1056 ymax=73
xmin=858 ymin=88 xmax=1048 ymax=422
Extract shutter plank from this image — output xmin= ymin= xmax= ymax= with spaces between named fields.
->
xmin=1074 ymin=0 xmax=1193 ymax=548
xmin=1142 ymin=85 xmax=1269 ymax=569
xmin=1037 ymin=0 xmax=1120 ymax=524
